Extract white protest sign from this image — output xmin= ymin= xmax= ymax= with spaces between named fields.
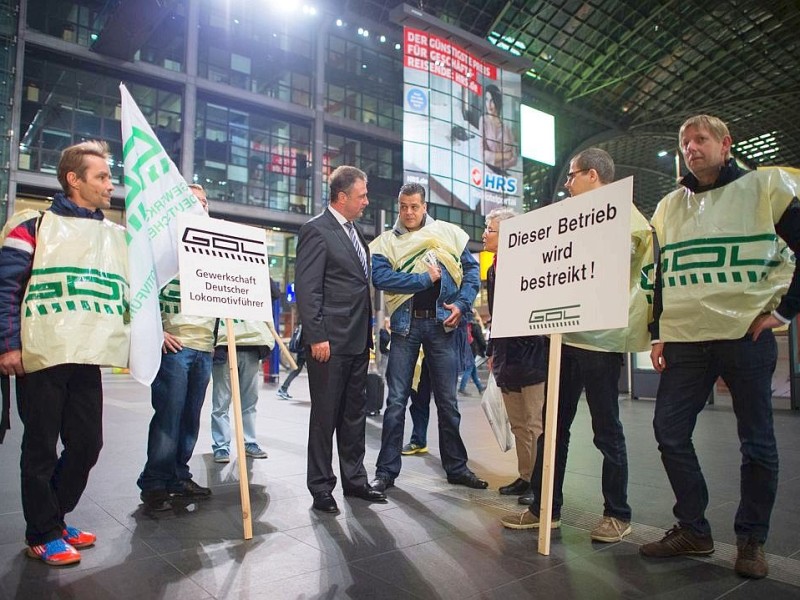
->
xmin=177 ymin=214 xmax=273 ymax=323
xmin=491 ymin=177 xmax=633 ymax=338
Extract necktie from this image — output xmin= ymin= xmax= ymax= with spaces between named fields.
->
xmin=345 ymin=222 xmax=369 ymax=278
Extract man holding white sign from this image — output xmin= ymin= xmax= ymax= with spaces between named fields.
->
xmin=137 ymin=185 xmax=215 ymax=511
xmin=499 ymin=149 xmax=652 ymax=544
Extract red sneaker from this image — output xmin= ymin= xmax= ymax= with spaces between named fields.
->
xmin=62 ymin=526 xmax=96 ymax=549
xmin=26 ymin=538 xmax=81 ymax=566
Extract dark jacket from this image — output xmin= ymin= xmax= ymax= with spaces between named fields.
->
xmin=487 ymin=262 xmax=548 ymax=390
xmin=295 ymin=208 xmax=372 ymax=354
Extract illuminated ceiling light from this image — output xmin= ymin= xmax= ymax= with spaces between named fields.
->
xmin=336 ymin=18 xmax=343 ymax=26
xmin=557 ymin=191 xmax=565 ymax=197
xmin=657 ymin=150 xmax=669 ymax=157
xmin=362 ymin=29 xmax=369 ymax=37
xmin=362 ymin=64 xmax=367 ymax=69
xmin=90 ymin=33 xmax=98 ymax=41
xmin=358 ymin=27 xmax=364 ymax=35
xmin=379 ymin=35 xmax=386 ymax=43
xmin=395 ymin=43 xmax=401 ymax=50
xmin=233 ymin=19 xmax=240 ymax=24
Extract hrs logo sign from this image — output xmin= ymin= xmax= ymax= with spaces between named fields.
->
xmin=470 ymin=167 xmax=517 ymax=194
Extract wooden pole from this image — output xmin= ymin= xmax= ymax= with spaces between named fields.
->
xmin=226 ymin=318 xmax=253 ymax=540
xmin=266 ymin=321 xmax=297 ymax=371
xmin=538 ymin=333 xmax=562 ymax=555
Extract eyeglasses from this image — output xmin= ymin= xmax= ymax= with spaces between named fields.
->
xmin=566 ymin=168 xmax=590 ymax=182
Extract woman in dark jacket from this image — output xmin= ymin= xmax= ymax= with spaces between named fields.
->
xmin=484 ymin=208 xmax=548 ymax=500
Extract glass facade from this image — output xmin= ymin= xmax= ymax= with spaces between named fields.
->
xmin=194 ymin=99 xmax=312 ymax=212
xmin=325 ymin=31 xmax=403 ymax=133
xmin=198 ymin=0 xmax=312 ymax=108
xmin=19 ymin=50 xmax=182 ymax=182
xmin=26 ymin=0 xmax=186 ymax=71
xmin=7 ymin=0 xmax=504 ymax=320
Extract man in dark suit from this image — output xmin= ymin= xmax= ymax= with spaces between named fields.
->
xmin=295 ymin=165 xmax=386 ymax=513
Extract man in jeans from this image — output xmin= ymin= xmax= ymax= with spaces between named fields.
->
xmin=501 ymin=148 xmax=653 ymax=543
xmin=369 ymin=183 xmax=486 ymax=492
xmin=641 ymin=115 xmax=800 ymax=579
xmin=138 ymin=185 xmax=216 ymax=511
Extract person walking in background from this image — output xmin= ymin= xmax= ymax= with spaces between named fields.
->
xmin=295 ymin=165 xmax=386 ymax=514
xmin=277 ymin=345 xmax=306 ymax=400
xmin=458 ymin=314 xmax=487 ymax=396
xmin=211 ymin=319 xmax=274 ymax=463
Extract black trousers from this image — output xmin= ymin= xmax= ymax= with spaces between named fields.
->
xmin=17 ymin=364 xmax=103 ymax=545
xmin=306 ymin=350 xmax=369 ymax=494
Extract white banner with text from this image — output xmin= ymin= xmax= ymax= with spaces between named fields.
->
xmin=491 ymin=177 xmax=634 ymax=338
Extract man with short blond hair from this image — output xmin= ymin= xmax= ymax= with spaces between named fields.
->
xmin=641 ymin=114 xmax=800 ymax=579
xmin=0 ymin=140 xmax=129 ymax=565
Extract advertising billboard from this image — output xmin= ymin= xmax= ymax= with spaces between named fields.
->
xmin=403 ymin=27 xmax=523 ymax=215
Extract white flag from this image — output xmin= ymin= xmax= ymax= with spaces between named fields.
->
xmin=120 ymin=83 xmax=205 ymax=385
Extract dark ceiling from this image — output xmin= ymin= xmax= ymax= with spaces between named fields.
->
xmin=339 ymin=0 xmax=800 ymax=217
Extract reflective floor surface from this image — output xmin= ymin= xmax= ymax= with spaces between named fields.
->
xmin=0 ymin=369 xmax=798 ymax=599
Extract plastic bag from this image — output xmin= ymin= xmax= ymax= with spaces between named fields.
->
xmin=480 ymin=373 xmax=514 ymax=453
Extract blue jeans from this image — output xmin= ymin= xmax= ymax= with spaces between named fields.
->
xmin=211 ymin=348 xmax=260 ymax=452
xmin=408 ymin=358 xmax=431 ymax=447
xmin=654 ymin=332 xmax=778 ymax=542
xmin=138 ymin=347 xmax=212 ymax=492
xmin=458 ymin=360 xmax=483 ymax=393
xmin=376 ymin=317 xmax=470 ymax=480
xmin=530 ymin=344 xmax=630 ymax=521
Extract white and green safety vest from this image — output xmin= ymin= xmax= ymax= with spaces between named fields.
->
xmin=651 ymin=167 xmax=800 ymax=342
xmin=21 ymin=212 xmax=130 ymax=372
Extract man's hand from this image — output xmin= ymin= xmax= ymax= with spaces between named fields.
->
xmin=311 ymin=341 xmax=331 ymax=363
xmin=426 ymin=261 xmax=441 ymax=283
xmin=650 ymin=342 xmax=666 ymax=373
xmin=442 ymin=302 xmax=462 ymax=329
xmin=162 ymin=331 xmax=183 ymax=353
xmin=748 ymin=313 xmax=783 ymax=341
xmin=0 ymin=350 xmax=24 ymax=377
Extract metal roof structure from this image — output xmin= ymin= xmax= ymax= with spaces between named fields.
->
xmin=341 ymin=0 xmax=800 ymax=216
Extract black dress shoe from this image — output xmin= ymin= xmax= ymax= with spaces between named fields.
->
xmin=170 ymin=479 xmax=212 ymax=499
xmin=369 ymin=477 xmax=395 ymax=493
xmin=447 ymin=472 xmax=489 ymax=489
xmin=343 ymin=484 xmax=387 ymax=503
xmin=312 ymin=491 xmax=339 ymax=513
xmin=518 ymin=491 xmax=535 ymax=506
xmin=499 ymin=478 xmax=531 ymax=496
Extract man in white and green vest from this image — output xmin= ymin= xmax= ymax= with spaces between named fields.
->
xmin=0 ymin=141 xmax=129 ymax=566
xmin=641 ymin=115 xmax=800 ymax=579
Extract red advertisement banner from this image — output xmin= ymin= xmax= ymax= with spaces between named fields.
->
xmin=404 ymin=27 xmax=497 ymax=93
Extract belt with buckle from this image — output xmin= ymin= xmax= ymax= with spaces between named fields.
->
xmin=412 ymin=309 xmax=437 ymax=319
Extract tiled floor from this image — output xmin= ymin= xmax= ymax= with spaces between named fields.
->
xmin=1 ymin=368 xmax=799 ymax=599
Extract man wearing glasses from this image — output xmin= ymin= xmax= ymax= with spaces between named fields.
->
xmin=501 ymin=148 xmax=653 ymax=545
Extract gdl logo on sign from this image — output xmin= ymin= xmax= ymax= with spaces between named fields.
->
xmin=471 ymin=167 xmax=517 ymax=193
